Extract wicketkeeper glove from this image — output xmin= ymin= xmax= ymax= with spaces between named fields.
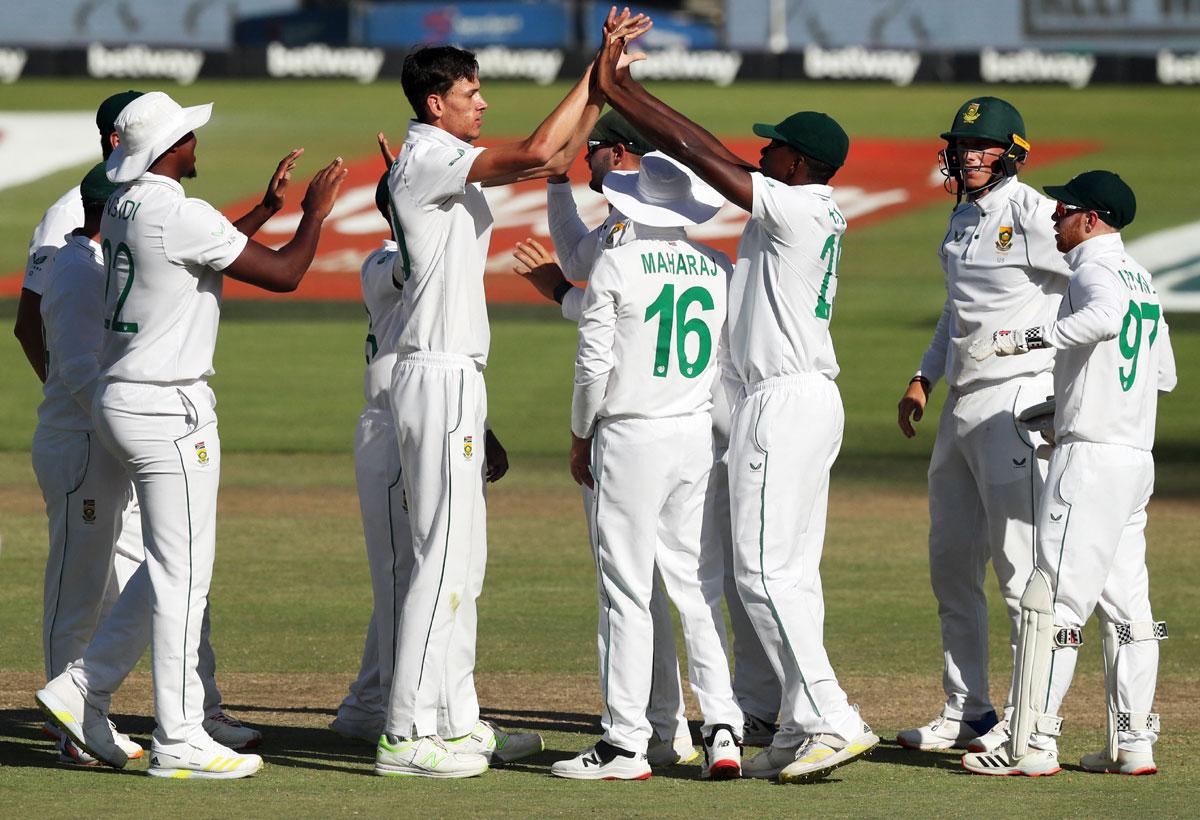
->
xmin=968 ymin=327 xmax=1047 ymax=361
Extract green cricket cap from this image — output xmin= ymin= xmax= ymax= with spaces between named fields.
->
xmin=941 ymin=96 xmax=1027 ymax=147
xmin=80 ymin=161 xmax=119 ymax=204
xmin=1044 ymin=170 xmax=1136 ymax=230
xmin=752 ymin=111 xmax=850 ymax=169
xmin=96 ymin=90 xmax=144 ymax=137
xmin=589 ymin=111 xmax=655 ymax=156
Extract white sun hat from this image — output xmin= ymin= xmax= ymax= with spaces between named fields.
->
xmin=106 ymin=91 xmax=213 ymax=183
xmin=601 ymin=152 xmax=726 ymax=228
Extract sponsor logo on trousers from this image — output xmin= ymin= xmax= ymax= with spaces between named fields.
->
xmin=0 ymin=48 xmax=26 ymax=83
xmin=804 ymin=45 xmax=921 ymax=87
xmin=979 ymin=47 xmax=1095 ymax=89
xmin=1158 ymin=51 xmax=1200 ymax=84
xmin=266 ymin=43 xmax=384 ymax=84
xmin=87 ymin=43 xmax=204 ymax=85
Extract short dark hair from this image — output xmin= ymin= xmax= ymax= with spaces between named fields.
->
xmin=802 ymin=152 xmax=836 ymax=184
xmin=402 ymin=46 xmax=479 ymax=122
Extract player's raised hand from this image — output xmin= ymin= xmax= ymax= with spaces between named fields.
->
xmin=377 ymin=132 xmax=396 ymax=170
xmin=261 ymin=148 xmax=304 ymax=212
xmin=898 ymin=379 xmax=929 ymax=438
xmin=301 ymin=156 xmax=348 ymax=221
xmin=570 ymin=433 xmax=594 ymax=489
xmin=512 ymin=238 xmax=569 ymax=303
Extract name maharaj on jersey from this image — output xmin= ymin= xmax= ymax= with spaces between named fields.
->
xmin=641 ymin=250 xmax=720 ymax=277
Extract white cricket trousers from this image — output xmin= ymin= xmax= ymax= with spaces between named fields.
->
xmin=927 ymin=374 xmax=1050 ymax=720
xmin=580 ymin=482 xmax=688 ymax=743
xmin=1033 ymin=440 xmax=1160 ymax=753
xmin=67 ymin=380 xmax=221 ymax=747
xmin=591 ymin=413 xmax=742 ymax=754
xmin=339 ymin=405 xmax=412 ymax=723
xmin=727 ymin=374 xmax=861 ymax=744
xmin=386 ymin=353 xmax=487 ymax=740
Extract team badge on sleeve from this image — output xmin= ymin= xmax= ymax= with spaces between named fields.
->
xmin=82 ymin=499 xmax=96 ymax=523
xmin=996 ymin=226 xmax=1013 ymax=252
xmin=195 ymin=441 xmax=210 ymax=465
xmin=463 ymin=436 xmax=474 ymax=460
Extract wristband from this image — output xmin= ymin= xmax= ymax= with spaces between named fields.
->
xmin=552 ymin=280 xmax=573 ymax=305
xmin=909 ymin=375 xmax=931 ymax=389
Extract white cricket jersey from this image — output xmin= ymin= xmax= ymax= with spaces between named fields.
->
xmin=98 ymin=173 xmax=248 ymax=384
xmin=388 ymin=120 xmax=492 ymax=367
xmin=37 ymin=235 xmax=106 ymax=432
xmin=360 ymin=240 xmax=403 ymax=409
xmin=919 ymin=176 xmax=1071 ymax=392
xmin=24 ymin=186 xmax=84 ymax=295
xmin=1044 ymin=233 xmax=1177 ymax=450
xmin=572 ymin=226 xmax=730 ymax=438
xmin=725 ymin=173 xmax=843 ymax=386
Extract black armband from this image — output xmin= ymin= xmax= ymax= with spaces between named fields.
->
xmin=552 ymin=280 xmax=573 ymax=305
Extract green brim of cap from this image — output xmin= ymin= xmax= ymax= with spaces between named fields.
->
xmin=752 ymin=123 xmax=781 ymax=142
xmin=1042 ymin=184 xmax=1087 ymax=207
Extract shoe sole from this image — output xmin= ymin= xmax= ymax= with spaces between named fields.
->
xmin=778 ymin=736 xmax=880 ymax=784
xmin=961 ymin=760 xmax=1062 ymax=777
xmin=550 ymin=770 xmax=652 ymax=781
xmin=375 ymin=765 xmax=488 ymax=779
xmin=1081 ymin=765 xmax=1157 ymax=776
xmin=35 ymin=690 xmax=126 ymax=769
xmin=704 ymin=760 xmax=741 ymax=781
xmin=148 ymin=764 xmax=262 ymax=780
xmin=896 ymin=735 xmax=961 ymax=752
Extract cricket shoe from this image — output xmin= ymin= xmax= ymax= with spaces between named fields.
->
xmin=443 ymin=720 xmax=542 ymax=764
xmin=203 ymin=709 xmax=262 ymax=750
xmin=965 ymin=717 xmax=1010 ymax=753
xmin=646 ymin=732 xmax=698 ymax=766
xmin=700 ymin=725 xmax=741 ymax=780
xmin=778 ymin=724 xmax=880 ymax=784
xmin=41 ymin=720 xmax=63 ymax=743
xmin=551 ymin=740 xmax=651 ymax=781
xmin=35 ymin=673 xmax=127 ymax=769
xmin=108 ymin=719 xmax=144 ymax=759
xmin=58 ymin=737 xmax=101 ymax=767
xmin=330 ymin=714 xmax=384 ymax=744
xmin=1080 ymin=748 xmax=1158 ymax=775
xmin=149 ymin=738 xmax=263 ymax=780
xmin=742 ymin=713 xmax=777 ymax=747
xmin=742 ymin=741 xmax=803 ymax=779
xmin=961 ymin=746 xmax=1060 ymax=777
xmin=375 ymin=735 xmax=489 ymax=778
xmin=896 ymin=709 xmax=998 ymax=751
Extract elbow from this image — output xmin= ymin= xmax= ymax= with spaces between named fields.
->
xmin=524 ymin=139 xmax=558 ymax=167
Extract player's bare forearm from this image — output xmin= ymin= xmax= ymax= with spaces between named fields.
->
xmin=485 ymin=94 xmax=605 ymax=186
xmin=231 ymin=203 xmax=278 ymax=238
xmin=234 ymin=148 xmax=304 ymax=238
xmin=600 ymin=54 xmax=753 ymax=209
xmin=14 ymin=288 xmax=46 ymax=382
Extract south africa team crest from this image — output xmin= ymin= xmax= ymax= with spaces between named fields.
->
xmin=463 ymin=436 xmax=474 ymax=461
xmin=82 ymin=499 xmax=96 ymax=523
xmin=996 ymin=226 xmax=1013 ymax=252
xmin=963 ymin=102 xmax=981 ymax=124
xmin=195 ymin=441 xmax=210 ymax=465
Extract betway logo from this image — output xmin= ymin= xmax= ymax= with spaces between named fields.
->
xmin=475 ymin=47 xmax=564 ymax=86
xmin=979 ymin=48 xmax=1095 ymax=90
xmin=206 ymin=137 xmax=1095 ymax=304
xmin=267 ymin=43 xmax=384 ymax=84
xmin=1157 ymin=51 xmax=1200 ymax=85
xmin=630 ymin=50 xmax=741 ymax=87
xmin=87 ymin=44 xmax=204 ymax=85
xmin=804 ymin=46 xmax=921 ymax=87
xmin=0 ymin=48 xmax=26 ymax=83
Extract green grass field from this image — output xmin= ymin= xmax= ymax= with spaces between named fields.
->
xmin=1 ymin=79 xmax=1197 ymax=816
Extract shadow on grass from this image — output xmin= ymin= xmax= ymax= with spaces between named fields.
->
xmin=869 ymin=739 xmax=966 ymax=772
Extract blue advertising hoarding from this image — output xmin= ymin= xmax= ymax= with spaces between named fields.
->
xmin=354 ymin=2 xmax=571 ymax=49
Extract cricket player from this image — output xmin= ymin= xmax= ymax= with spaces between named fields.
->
xmin=896 ymin=98 xmax=1071 ymax=753
xmin=519 ymin=115 xmax=780 ymax=754
xmin=963 ymin=171 xmax=1174 ymax=777
xmin=596 ymin=37 xmax=878 ymax=784
xmin=550 ymin=155 xmax=743 ymax=781
xmin=375 ymin=10 xmax=650 ymax=779
xmin=29 ymin=95 xmax=260 ymax=762
xmin=37 ymin=90 xmax=346 ymax=780
xmin=332 ymin=175 xmax=522 ymax=761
